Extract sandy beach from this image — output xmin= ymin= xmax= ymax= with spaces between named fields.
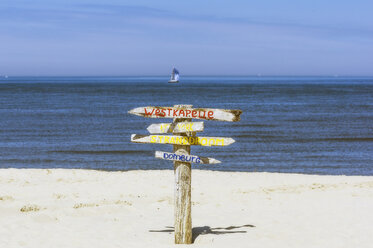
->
xmin=0 ymin=169 xmax=372 ymax=247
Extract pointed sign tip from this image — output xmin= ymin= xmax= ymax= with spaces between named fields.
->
xmin=229 ymin=138 xmax=236 ymax=145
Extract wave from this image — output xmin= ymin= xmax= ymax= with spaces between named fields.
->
xmin=50 ymin=150 xmax=151 ymax=154
xmin=235 ymin=136 xmax=373 ymax=142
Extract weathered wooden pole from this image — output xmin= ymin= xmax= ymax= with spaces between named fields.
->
xmin=173 ymin=105 xmax=193 ymax=244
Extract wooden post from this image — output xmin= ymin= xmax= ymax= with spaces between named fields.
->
xmin=173 ymin=105 xmax=193 ymax=244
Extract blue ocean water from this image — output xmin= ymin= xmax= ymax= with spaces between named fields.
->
xmin=0 ymin=76 xmax=373 ymax=175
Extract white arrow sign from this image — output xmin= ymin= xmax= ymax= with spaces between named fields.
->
xmin=131 ymin=134 xmax=235 ymax=146
xmin=128 ymin=106 xmax=242 ymax=122
xmin=147 ymin=122 xmax=204 ymax=134
xmin=155 ymin=151 xmax=221 ymax=164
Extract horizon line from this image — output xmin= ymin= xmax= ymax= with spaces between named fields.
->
xmin=1 ymin=75 xmax=373 ymax=78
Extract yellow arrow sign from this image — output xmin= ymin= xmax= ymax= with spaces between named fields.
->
xmin=147 ymin=122 xmax=204 ymax=134
xmin=131 ymin=134 xmax=235 ymax=146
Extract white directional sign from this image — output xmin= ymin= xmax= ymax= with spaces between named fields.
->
xmin=131 ymin=134 xmax=235 ymax=146
xmin=155 ymin=151 xmax=221 ymax=164
xmin=128 ymin=106 xmax=242 ymax=122
xmin=147 ymin=122 xmax=204 ymax=134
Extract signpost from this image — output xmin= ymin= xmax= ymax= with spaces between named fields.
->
xmin=155 ymin=151 xmax=221 ymax=164
xmin=147 ymin=122 xmax=204 ymax=134
xmin=131 ymin=134 xmax=235 ymax=146
xmin=129 ymin=104 xmax=242 ymax=244
xmin=129 ymin=106 xmax=242 ymax=122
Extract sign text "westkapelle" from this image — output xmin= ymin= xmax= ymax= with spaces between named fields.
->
xmin=145 ymin=108 xmax=214 ymax=119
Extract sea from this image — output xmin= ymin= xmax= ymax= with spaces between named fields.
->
xmin=1 ymin=76 xmax=372 ymax=175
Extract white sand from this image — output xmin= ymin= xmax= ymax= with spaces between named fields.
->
xmin=0 ymin=169 xmax=372 ymax=248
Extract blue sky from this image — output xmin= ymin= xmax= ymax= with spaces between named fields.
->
xmin=1 ymin=0 xmax=372 ymax=76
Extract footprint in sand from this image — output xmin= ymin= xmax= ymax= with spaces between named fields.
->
xmin=20 ymin=204 xmax=43 ymax=212
xmin=0 ymin=195 xmax=14 ymax=201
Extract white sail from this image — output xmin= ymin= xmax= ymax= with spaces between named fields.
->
xmin=168 ymin=67 xmax=179 ymax=83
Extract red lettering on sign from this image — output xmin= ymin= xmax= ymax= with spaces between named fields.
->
xmin=208 ymin=111 xmax=213 ymax=119
xmin=160 ymin=109 xmax=166 ymax=116
xmin=144 ymin=108 xmax=155 ymax=116
xmin=185 ymin=110 xmax=191 ymax=117
xmin=173 ymin=109 xmax=178 ymax=116
xmin=179 ymin=110 xmax=185 ymax=117
xmin=199 ymin=111 xmax=206 ymax=119
xmin=192 ymin=110 xmax=197 ymax=117
xmin=167 ymin=108 xmax=172 ymax=116
xmin=155 ymin=109 xmax=160 ymax=116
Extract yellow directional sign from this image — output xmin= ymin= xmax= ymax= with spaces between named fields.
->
xmin=146 ymin=122 xmax=204 ymax=134
xmin=131 ymin=134 xmax=235 ymax=146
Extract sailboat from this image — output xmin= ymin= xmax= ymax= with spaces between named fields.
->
xmin=168 ymin=67 xmax=179 ymax=83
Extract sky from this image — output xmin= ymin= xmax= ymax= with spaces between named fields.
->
xmin=1 ymin=0 xmax=373 ymax=76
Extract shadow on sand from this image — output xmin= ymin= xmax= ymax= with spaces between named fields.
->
xmin=149 ymin=224 xmax=255 ymax=243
